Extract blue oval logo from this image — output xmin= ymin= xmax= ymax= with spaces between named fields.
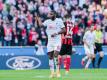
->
xmin=6 ymin=56 xmax=41 ymax=70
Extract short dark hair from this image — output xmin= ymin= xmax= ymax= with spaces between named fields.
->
xmin=64 ymin=14 xmax=71 ymax=19
xmin=50 ymin=11 xmax=56 ymax=15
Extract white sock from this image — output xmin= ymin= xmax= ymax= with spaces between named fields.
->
xmin=82 ymin=56 xmax=88 ymax=61
xmin=85 ymin=58 xmax=91 ymax=68
xmin=49 ymin=59 xmax=54 ymax=71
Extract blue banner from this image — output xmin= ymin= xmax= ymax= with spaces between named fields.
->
xmin=74 ymin=46 xmax=107 ymax=55
xmin=0 ymin=46 xmax=107 ymax=70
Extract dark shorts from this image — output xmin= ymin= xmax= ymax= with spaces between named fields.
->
xmin=59 ymin=44 xmax=72 ymax=55
xmin=94 ymin=43 xmax=103 ymax=54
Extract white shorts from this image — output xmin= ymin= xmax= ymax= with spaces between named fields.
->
xmin=84 ymin=44 xmax=94 ymax=55
xmin=47 ymin=40 xmax=61 ymax=52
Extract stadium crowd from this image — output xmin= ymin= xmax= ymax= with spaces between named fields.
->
xmin=0 ymin=0 xmax=107 ymax=46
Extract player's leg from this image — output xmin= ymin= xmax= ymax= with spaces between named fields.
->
xmin=92 ymin=43 xmax=98 ymax=68
xmin=81 ymin=56 xmax=88 ymax=66
xmin=63 ymin=55 xmax=67 ymax=69
xmin=48 ymin=51 xmax=55 ymax=78
xmin=85 ymin=51 xmax=94 ymax=69
xmin=97 ymin=44 xmax=104 ymax=68
xmin=65 ymin=45 xmax=72 ymax=74
xmin=65 ymin=55 xmax=71 ymax=74
xmin=85 ymin=53 xmax=92 ymax=69
xmin=85 ymin=45 xmax=94 ymax=69
xmin=58 ymin=55 xmax=66 ymax=69
xmin=92 ymin=54 xmax=96 ymax=68
xmin=81 ymin=45 xmax=89 ymax=66
xmin=97 ymin=51 xmax=104 ymax=68
xmin=85 ymin=58 xmax=91 ymax=69
xmin=92 ymin=44 xmax=97 ymax=68
xmin=59 ymin=44 xmax=67 ymax=69
xmin=54 ymin=41 xmax=62 ymax=78
xmin=47 ymin=43 xmax=55 ymax=78
xmin=58 ymin=55 xmax=62 ymax=69
xmin=54 ymin=50 xmax=61 ymax=77
xmin=59 ymin=44 xmax=70 ymax=74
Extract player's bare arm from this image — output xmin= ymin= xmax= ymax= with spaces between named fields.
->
xmin=51 ymin=27 xmax=66 ymax=37
xmin=36 ymin=15 xmax=43 ymax=27
xmin=83 ymin=37 xmax=89 ymax=48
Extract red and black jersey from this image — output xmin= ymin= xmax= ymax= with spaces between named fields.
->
xmin=62 ymin=20 xmax=74 ymax=45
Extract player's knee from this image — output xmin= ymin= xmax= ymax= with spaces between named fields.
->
xmin=54 ymin=51 xmax=59 ymax=57
xmin=87 ymin=53 xmax=91 ymax=58
xmin=66 ymin=55 xmax=71 ymax=58
xmin=49 ymin=56 xmax=54 ymax=59
xmin=54 ymin=54 xmax=58 ymax=57
xmin=62 ymin=55 xmax=66 ymax=58
xmin=92 ymin=54 xmax=96 ymax=58
xmin=99 ymin=52 xmax=104 ymax=57
xmin=58 ymin=55 xmax=61 ymax=58
xmin=48 ymin=52 xmax=54 ymax=59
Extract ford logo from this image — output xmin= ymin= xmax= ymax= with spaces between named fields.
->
xmin=6 ymin=56 xmax=41 ymax=70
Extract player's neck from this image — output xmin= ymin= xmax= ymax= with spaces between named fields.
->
xmin=50 ymin=17 xmax=56 ymax=21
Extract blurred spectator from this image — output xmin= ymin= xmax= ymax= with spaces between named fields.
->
xmin=11 ymin=27 xmax=18 ymax=46
xmin=72 ymin=21 xmax=80 ymax=45
xmin=3 ymin=22 xmax=12 ymax=46
xmin=0 ymin=21 xmax=4 ymax=46
xmin=102 ymin=9 xmax=107 ymax=45
xmin=26 ymin=11 xmax=33 ymax=30
xmin=37 ymin=27 xmax=47 ymax=46
xmin=0 ymin=0 xmax=3 ymax=13
xmin=28 ymin=27 xmax=39 ymax=46
xmin=6 ymin=0 xmax=16 ymax=5
xmin=16 ymin=20 xmax=27 ymax=46
xmin=0 ymin=0 xmax=106 ymax=46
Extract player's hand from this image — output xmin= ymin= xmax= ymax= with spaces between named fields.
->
xmin=84 ymin=42 xmax=89 ymax=48
xmin=51 ymin=33 xmax=58 ymax=37
xmin=94 ymin=45 xmax=96 ymax=49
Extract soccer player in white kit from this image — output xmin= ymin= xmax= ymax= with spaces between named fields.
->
xmin=37 ymin=11 xmax=65 ymax=78
xmin=82 ymin=26 xmax=96 ymax=69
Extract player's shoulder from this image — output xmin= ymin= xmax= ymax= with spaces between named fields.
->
xmin=85 ymin=30 xmax=90 ymax=34
xmin=44 ymin=19 xmax=51 ymax=23
xmin=93 ymin=30 xmax=96 ymax=34
xmin=55 ymin=18 xmax=63 ymax=22
xmin=43 ymin=19 xmax=52 ymax=26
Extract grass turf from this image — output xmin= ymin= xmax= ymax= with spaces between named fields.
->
xmin=0 ymin=69 xmax=107 ymax=80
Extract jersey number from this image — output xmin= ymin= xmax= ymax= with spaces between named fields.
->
xmin=66 ymin=26 xmax=73 ymax=35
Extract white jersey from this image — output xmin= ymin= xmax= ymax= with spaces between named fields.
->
xmin=43 ymin=18 xmax=65 ymax=52
xmin=43 ymin=18 xmax=65 ymax=42
xmin=83 ymin=30 xmax=96 ymax=46
xmin=83 ymin=30 xmax=96 ymax=54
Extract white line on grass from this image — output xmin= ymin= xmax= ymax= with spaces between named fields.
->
xmin=33 ymin=75 xmax=107 ymax=79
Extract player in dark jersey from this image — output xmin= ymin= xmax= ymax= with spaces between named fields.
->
xmin=92 ymin=24 xmax=104 ymax=68
xmin=58 ymin=14 xmax=74 ymax=75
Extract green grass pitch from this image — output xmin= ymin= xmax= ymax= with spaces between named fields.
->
xmin=0 ymin=69 xmax=107 ymax=80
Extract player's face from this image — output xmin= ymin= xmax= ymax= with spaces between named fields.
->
xmin=96 ymin=25 xmax=101 ymax=30
xmin=48 ymin=12 xmax=56 ymax=20
xmin=90 ymin=26 xmax=94 ymax=31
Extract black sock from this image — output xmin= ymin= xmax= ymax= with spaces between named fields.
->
xmin=98 ymin=57 xmax=103 ymax=68
xmin=92 ymin=58 xmax=95 ymax=68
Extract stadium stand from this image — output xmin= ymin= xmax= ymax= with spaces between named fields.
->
xmin=0 ymin=0 xmax=107 ymax=46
